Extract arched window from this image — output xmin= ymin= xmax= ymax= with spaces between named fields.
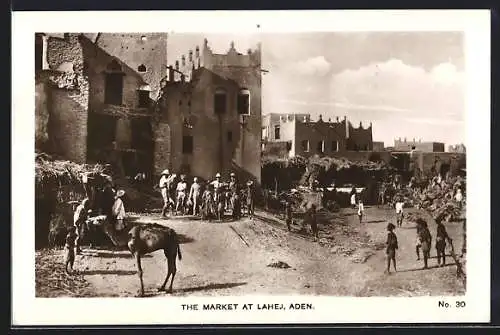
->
xmin=214 ymin=88 xmax=227 ymax=114
xmin=237 ymin=89 xmax=250 ymax=115
xmin=138 ymin=64 xmax=146 ymax=72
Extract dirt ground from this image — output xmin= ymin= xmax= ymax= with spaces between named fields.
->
xmin=35 ymin=206 xmax=465 ymax=297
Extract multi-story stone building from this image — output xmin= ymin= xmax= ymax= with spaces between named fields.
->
xmin=155 ymin=39 xmax=262 ymax=182
xmin=262 ymin=112 xmax=373 ymax=157
xmin=35 ymin=33 xmax=262 ymax=183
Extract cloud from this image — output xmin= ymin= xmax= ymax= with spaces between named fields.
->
xmin=294 ymin=56 xmax=331 ymax=76
xmin=331 ymin=59 xmax=465 ymax=119
xmin=273 ymin=98 xmax=413 ymax=113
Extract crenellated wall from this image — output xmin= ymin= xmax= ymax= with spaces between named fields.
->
xmin=346 ymin=121 xmax=373 ymax=151
xmin=159 ymin=39 xmax=262 ymax=182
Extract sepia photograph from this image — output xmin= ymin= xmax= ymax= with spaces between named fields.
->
xmin=13 ymin=10 xmax=490 ymax=325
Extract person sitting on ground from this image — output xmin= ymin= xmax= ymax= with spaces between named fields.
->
xmin=73 ymin=198 xmax=91 ymax=255
xmin=285 ymin=200 xmax=293 ymax=232
xmin=112 ymin=190 xmax=126 ymax=231
xmin=176 ymin=175 xmax=188 ymax=215
xmin=63 ymin=226 xmax=78 ymax=274
xmin=385 ymin=223 xmax=398 ymax=274
xmin=246 ymin=180 xmax=255 ymax=219
xmin=395 ymin=197 xmax=404 ymax=227
xmin=188 ymin=177 xmax=202 ymax=216
xmin=357 ymin=199 xmax=365 ymax=223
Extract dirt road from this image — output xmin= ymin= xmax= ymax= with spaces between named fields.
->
xmin=36 ymin=207 xmax=465 ymax=297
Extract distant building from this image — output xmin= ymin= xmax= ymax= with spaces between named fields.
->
xmin=393 ymin=138 xmax=445 ymax=153
xmin=448 ymin=144 xmax=466 ymax=153
xmin=373 ymin=141 xmax=385 ymax=152
xmin=262 ymin=113 xmax=373 ymax=157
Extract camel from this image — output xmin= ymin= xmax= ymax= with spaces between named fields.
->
xmin=127 ymin=223 xmax=182 ymax=297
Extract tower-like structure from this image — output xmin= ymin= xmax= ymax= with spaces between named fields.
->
xmin=95 ymin=33 xmax=168 ymax=100
xmin=158 ymin=38 xmax=263 ymax=182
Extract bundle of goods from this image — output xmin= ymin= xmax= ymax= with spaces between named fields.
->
xmin=408 ymin=176 xmax=466 ymax=222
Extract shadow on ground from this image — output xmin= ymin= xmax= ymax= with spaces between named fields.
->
xmin=397 ymin=262 xmax=456 ymax=273
xmin=177 ymin=282 xmax=248 ymax=293
xmin=79 ymin=269 xmax=137 ymax=275
xmin=81 ymin=251 xmax=152 ymax=259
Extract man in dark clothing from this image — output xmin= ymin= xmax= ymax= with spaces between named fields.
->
xmin=101 ymin=183 xmax=115 ymax=218
xmin=436 ymin=216 xmax=451 ymax=266
xmin=416 ymin=218 xmax=432 ymax=269
xmin=385 ymin=223 xmax=398 ymax=274
xmin=285 ymin=200 xmax=293 ymax=232
xmin=309 ymin=204 xmax=319 ymax=241
xmin=246 ymin=181 xmax=255 ymax=219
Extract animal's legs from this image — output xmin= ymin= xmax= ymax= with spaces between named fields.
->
xmin=167 ymin=254 xmax=177 ymax=293
xmin=135 ymin=252 xmax=145 ymax=297
xmin=158 ymin=249 xmax=172 ymax=292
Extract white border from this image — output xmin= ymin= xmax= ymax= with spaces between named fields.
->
xmin=12 ymin=10 xmax=491 ymax=325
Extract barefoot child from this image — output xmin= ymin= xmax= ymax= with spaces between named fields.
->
xmin=435 ymin=216 xmax=451 ymax=267
xmin=63 ymin=226 xmax=77 ymax=274
xmin=385 ymin=223 xmax=398 ymax=274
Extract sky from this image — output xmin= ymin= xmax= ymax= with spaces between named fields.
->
xmin=167 ymin=32 xmax=465 ymax=148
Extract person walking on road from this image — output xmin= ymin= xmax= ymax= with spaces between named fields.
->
xmin=385 ymin=223 xmax=398 ymax=274
xmin=435 ymin=216 xmax=452 ymax=267
xmin=395 ymin=197 xmax=404 ymax=227
xmin=416 ymin=218 xmax=432 ymax=269
xmin=357 ymin=199 xmax=364 ymax=223
xmin=159 ymin=169 xmax=171 ymax=217
xmin=309 ymin=203 xmax=319 ymax=241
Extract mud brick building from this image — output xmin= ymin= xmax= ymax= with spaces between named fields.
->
xmin=393 ymin=138 xmax=445 ymax=153
xmin=262 ymin=113 xmax=373 ymax=157
xmin=156 ymin=40 xmax=262 ymax=182
xmin=35 ymin=33 xmax=262 ymax=183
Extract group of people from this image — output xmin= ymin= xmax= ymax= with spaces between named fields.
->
xmin=158 ymin=169 xmax=256 ymax=221
xmin=385 ymin=215 xmax=453 ymax=274
xmin=64 ymin=174 xmax=128 ymax=273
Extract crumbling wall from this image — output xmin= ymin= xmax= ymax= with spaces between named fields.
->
xmin=48 ymin=75 xmax=89 ymax=163
xmin=95 ymin=33 xmax=168 ymax=100
xmin=35 ymin=81 xmax=50 ymax=149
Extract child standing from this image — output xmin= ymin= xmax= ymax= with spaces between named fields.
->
xmin=395 ymin=197 xmax=404 ymax=227
xmin=385 ymin=223 xmax=398 ymax=274
xmin=309 ymin=204 xmax=319 ymax=241
xmin=64 ymin=226 xmax=78 ymax=274
xmin=357 ymin=200 xmax=364 ymax=223
xmin=435 ymin=216 xmax=451 ymax=267
xmin=246 ymin=181 xmax=255 ymax=219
